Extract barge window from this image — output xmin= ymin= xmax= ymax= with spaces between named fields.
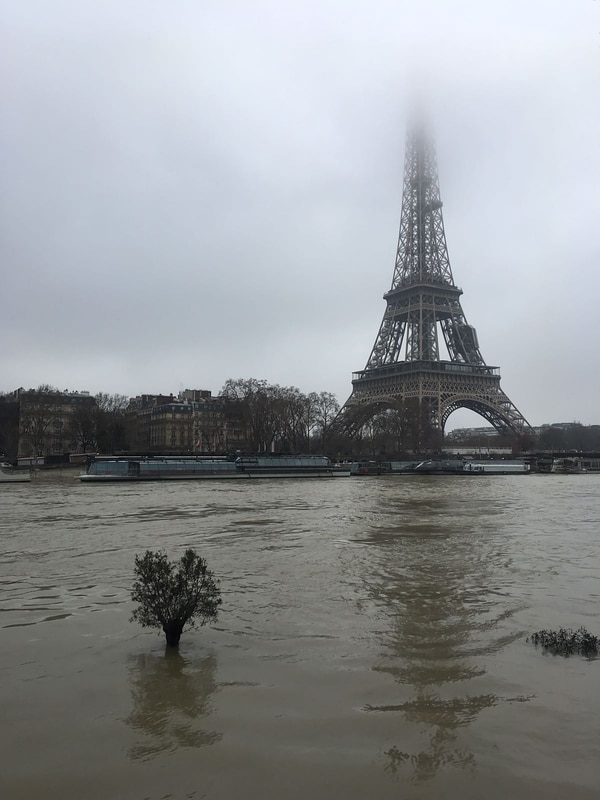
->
xmin=91 ymin=461 xmax=128 ymax=475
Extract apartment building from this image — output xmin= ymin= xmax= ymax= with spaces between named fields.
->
xmin=128 ymin=390 xmax=243 ymax=453
xmin=11 ymin=388 xmax=96 ymax=458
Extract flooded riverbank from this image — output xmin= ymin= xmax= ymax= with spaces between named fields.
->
xmin=1 ymin=474 xmax=599 ymax=799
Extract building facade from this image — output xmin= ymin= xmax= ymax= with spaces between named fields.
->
xmin=127 ymin=390 xmax=243 ymax=453
xmin=11 ymin=388 xmax=96 ymax=458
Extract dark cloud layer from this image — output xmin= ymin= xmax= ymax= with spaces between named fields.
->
xmin=2 ymin=0 xmax=599 ymax=428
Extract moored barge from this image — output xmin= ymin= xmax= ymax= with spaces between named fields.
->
xmin=412 ymin=459 xmax=530 ymax=475
xmin=79 ymin=455 xmax=350 ymax=482
xmin=0 ymin=462 xmax=32 ymax=483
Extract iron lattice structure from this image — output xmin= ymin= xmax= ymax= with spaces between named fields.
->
xmin=336 ymin=125 xmax=534 ymax=445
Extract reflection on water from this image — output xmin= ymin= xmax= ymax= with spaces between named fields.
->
xmin=358 ymin=489 xmax=524 ymax=782
xmin=384 ymin=740 xmax=476 ymax=781
xmin=124 ymin=649 xmax=222 ymax=760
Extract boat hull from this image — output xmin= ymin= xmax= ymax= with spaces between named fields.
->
xmin=0 ymin=467 xmax=31 ymax=483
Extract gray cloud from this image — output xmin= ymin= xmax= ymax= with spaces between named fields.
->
xmin=2 ymin=0 xmax=599 ymax=428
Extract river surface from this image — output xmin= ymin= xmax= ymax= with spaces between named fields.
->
xmin=1 ymin=472 xmax=599 ymax=799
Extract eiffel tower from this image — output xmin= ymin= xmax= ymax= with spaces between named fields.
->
xmin=336 ymin=123 xmax=534 ymax=448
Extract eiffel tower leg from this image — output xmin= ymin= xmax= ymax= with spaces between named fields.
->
xmin=333 ymin=388 xmax=443 ymax=453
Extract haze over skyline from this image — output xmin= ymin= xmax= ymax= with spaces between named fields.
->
xmin=2 ymin=1 xmax=599 ymax=430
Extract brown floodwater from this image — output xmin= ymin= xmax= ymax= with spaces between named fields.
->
xmin=1 ymin=472 xmax=599 ymax=799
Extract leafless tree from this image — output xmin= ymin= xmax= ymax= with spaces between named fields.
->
xmin=19 ymin=386 xmax=60 ymax=456
xmin=95 ymin=393 xmax=130 ymax=453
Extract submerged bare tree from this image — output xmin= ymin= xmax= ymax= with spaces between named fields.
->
xmin=131 ymin=550 xmax=222 ymax=647
xmin=527 ymin=627 xmax=599 ymax=657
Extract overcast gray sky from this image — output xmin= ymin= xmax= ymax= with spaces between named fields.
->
xmin=2 ymin=0 xmax=599 ymax=429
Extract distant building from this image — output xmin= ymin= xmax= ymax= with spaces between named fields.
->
xmin=180 ymin=389 xmax=211 ymax=402
xmin=10 ymin=388 xmax=96 ymax=458
xmin=445 ymin=426 xmax=499 ymax=441
xmin=127 ymin=390 xmax=244 ymax=453
xmin=447 ymin=447 xmax=514 ymax=457
xmin=129 ymin=394 xmax=179 ymax=451
xmin=538 ymin=422 xmax=583 ymax=430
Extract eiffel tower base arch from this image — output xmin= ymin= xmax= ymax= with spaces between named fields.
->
xmin=335 ymin=363 xmax=533 ymax=452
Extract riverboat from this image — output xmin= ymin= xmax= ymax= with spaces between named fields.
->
xmin=550 ymin=458 xmax=587 ymax=474
xmin=412 ymin=459 xmax=530 ymax=475
xmin=79 ymin=455 xmax=350 ymax=482
xmin=462 ymin=461 xmax=530 ymax=474
xmin=0 ymin=462 xmax=32 ymax=483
